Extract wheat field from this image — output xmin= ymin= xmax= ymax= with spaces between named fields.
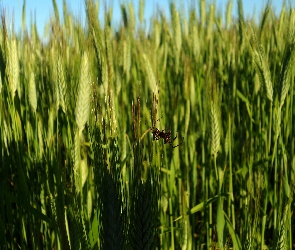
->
xmin=0 ymin=0 xmax=294 ymax=249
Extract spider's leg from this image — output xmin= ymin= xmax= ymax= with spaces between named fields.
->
xmin=172 ymin=132 xmax=178 ymax=142
xmin=171 ymin=136 xmax=184 ymax=148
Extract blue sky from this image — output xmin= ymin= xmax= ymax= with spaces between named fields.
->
xmin=0 ymin=0 xmax=289 ymax=36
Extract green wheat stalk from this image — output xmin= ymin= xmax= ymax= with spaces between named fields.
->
xmin=142 ymin=52 xmax=157 ymax=92
xmin=73 ymin=130 xmax=81 ymax=193
xmin=51 ymin=47 xmax=60 ymax=109
xmin=128 ymin=3 xmax=135 ymax=33
xmin=278 ymin=15 xmax=295 ymax=109
xmin=0 ymin=72 xmax=2 ymax=94
xmin=210 ymin=101 xmax=220 ymax=158
xmin=200 ymin=0 xmax=206 ymax=27
xmin=250 ymin=29 xmax=273 ymax=102
xmin=28 ymin=71 xmax=37 ymax=113
xmin=138 ymin=0 xmax=145 ymax=24
xmin=276 ymin=203 xmax=289 ymax=250
xmin=75 ymin=51 xmax=91 ymax=132
xmin=6 ymin=38 xmax=19 ymax=98
xmin=171 ymin=3 xmax=181 ymax=72
xmin=225 ymin=0 xmax=233 ymax=29
xmin=57 ymin=56 xmax=67 ymax=113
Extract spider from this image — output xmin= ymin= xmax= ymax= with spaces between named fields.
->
xmin=151 ymin=127 xmax=184 ymax=148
